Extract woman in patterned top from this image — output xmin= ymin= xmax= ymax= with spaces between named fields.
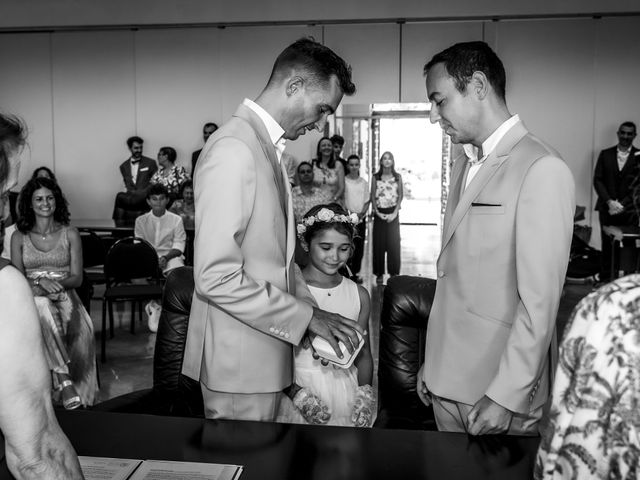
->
xmin=370 ymin=151 xmax=403 ymax=285
xmin=536 ymin=275 xmax=640 ymax=479
xmin=312 ymin=137 xmax=345 ymax=205
xmin=169 ymin=180 xmax=195 ymax=229
xmin=150 ymin=146 xmax=190 ymax=203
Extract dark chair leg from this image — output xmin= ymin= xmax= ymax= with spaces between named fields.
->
xmin=108 ymin=301 xmax=115 ymax=338
xmin=101 ymin=299 xmax=107 ymax=363
xmin=138 ymin=301 xmax=143 ymax=326
xmin=130 ymin=301 xmax=136 ymax=334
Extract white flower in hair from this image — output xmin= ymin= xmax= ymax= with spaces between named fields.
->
xmin=316 ymin=208 xmax=334 ymax=222
xmin=349 ymin=213 xmax=359 ymax=224
xmin=297 ymin=224 xmax=306 ymax=235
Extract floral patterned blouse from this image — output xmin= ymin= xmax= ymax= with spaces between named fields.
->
xmin=292 ymin=186 xmax=331 ymax=224
xmin=535 ymin=274 xmax=640 ymax=480
xmin=169 ymin=200 xmax=195 ymax=229
xmin=150 ymin=165 xmax=190 ymax=198
xmin=312 ymin=162 xmax=341 ymax=201
xmin=374 ymin=175 xmax=400 ymax=209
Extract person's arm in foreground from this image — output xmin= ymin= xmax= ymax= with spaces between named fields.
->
xmin=0 ymin=265 xmax=83 ymax=479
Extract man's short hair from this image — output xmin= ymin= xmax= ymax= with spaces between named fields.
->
xmin=147 ymin=183 xmax=168 ymax=199
xmin=126 ymin=136 xmax=144 ymax=149
xmin=424 ymin=41 xmax=506 ymax=102
xmin=347 ymin=154 xmax=360 ymax=161
xmin=619 ymin=121 xmax=637 ymax=133
xmin=203 ymin=122 xmax=218 ymax=131
xmin=330 ymin=134 xmax=345 ymax=147
xmin=297 ymin=161 xmax=313 ymax=173
xmin=267 ymin=38 xmax=356 ymax=96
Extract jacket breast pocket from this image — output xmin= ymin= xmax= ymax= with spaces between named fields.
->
xmin=470 ymin=205 xmax=505 ymax=215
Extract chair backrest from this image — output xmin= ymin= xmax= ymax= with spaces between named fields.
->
xmin=153 ymin=266 xmax=203 ymax=416
xmin=79 ymin=228 xmax=106 ymax=268
xmin=104 ymin=236 xmax=160 ymax=285
xmin=377 ymin=275 xmax=436 ymax=429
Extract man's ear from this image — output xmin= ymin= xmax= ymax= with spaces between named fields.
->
xmin=286 ymin=76 xmax=305 ymax=97
xmin=470 ymin=71 xmax=489 ymax=100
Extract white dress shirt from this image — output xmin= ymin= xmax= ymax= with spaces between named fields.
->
xmin=464 ymin=114 xmax=521 ymax=189
xmin=242 ymin=98 xmax=286 ymax=161
xmin=134 ymin=210 xmax=186 ymax=272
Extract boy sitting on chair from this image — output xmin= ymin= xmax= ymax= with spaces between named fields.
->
xmin=134 ymin=183 xmax=186 ymax=331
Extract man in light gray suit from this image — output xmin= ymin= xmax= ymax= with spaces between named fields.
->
xmin=417 ymin=41 xmax=575 ymax=435
xmin=183 ymin=38 xmax=362 ymax=421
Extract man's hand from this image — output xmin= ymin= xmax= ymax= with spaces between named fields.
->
xmin=416 ymin=364 xmax=431 ymax=406
xmin=467 ymin=396 xmax=513 ymax=435
xmin=158 ymin=255 xmax=168 ymax=270
xmin=607 ymin=199 xmax=624 ymax=215
xmin=307 ymin=307 xmax=364 ymax=359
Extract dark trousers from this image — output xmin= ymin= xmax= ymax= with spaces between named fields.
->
xmin=112 ymin=191 xmax=149 ymax=221
xmin=599 ymin=209 xmax=638 ymax=281
xmin=373 ymin=207 xmax=400 ymax=276
xmin=348 ymin=220 xmax=367 ymax=276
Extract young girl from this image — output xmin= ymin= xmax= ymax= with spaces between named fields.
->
xmin=278 ymin=203 xmax=375 ymax=427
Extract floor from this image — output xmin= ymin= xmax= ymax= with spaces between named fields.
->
xmin=93 ymin=224 xmax=593 ymax=404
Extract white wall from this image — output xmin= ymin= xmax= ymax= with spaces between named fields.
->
xmin=1 ymin=16 xmax=639 ymax=232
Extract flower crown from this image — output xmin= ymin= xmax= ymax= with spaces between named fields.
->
xmin=296 ymin=208 xmax=359 ymax=251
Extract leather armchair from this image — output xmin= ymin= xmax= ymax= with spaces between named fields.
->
xmin=93 ymin=266 xmax=203 ymax=417
xmin=374 ymin=275 xmax=437 ymax=430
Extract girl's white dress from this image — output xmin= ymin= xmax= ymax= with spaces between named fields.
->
xmin=277 ymin=277 xmax=360 ymax=426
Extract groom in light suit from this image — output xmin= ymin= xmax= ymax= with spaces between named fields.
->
xmin=417 ymin=42 xmax=575 ymax=435
xmin=182 ymin=38 xmax=362 ymax=421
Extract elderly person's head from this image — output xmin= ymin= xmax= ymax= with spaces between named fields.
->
xmin=0 ymin=114 xmax=26 ymax=220
xmin=297 ymin=161 xmax=314 ymax=186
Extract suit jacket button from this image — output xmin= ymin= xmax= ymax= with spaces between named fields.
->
xmin=269 ymin=327 xmax=275 ymax=333
xmin=284 ymin=333 xmax=290 ymax=339
xmin=280 ymin=331 xmax=286 ymax=337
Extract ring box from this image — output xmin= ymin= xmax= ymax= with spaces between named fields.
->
xmin=311 ymin=332 xmax=364 ymax=369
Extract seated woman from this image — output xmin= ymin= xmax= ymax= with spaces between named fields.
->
xmin=535 ymin=275 xmax=640 ymax=479
xmin=150 ymin=146 xmax=190 ymax=203
xmin=169 ymin=180 xmax=195 ymax=229
xmin=11 ymin=177 xmax=98 ymax=409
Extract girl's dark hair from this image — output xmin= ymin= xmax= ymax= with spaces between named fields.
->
xmin=179 ymin=179 xmax=193 ymax=198
xmin=17 ymin=177 xmax=70 ymax=233
xmin=31 ymin=166 xmax=56 ymax=182
xmin=373 ymin=151 xmax=400 ymax=181
xmin=312 ymin=137 xmax=336 ymax=169
xmin=301 ymin=203 xmax=356 ymax=247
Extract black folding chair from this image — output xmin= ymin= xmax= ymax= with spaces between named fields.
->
xmin=101 ymin=236 xmax=163 ymax=362
xmin=79 ymin=228 xmax=107 ymax=291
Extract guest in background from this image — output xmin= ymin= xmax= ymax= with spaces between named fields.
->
xmin=593 ymin=121 xmax=639 ymax=283
xmin=344 ymin=154 xmax=370 ymax=284
xmin=0 ymin=113 xmax=83 ymax=480
xmin=292 ymin=161 xmax=331 ymax=267
xmin=330 ymin=134 xmax=348 ymax=172
xmin=135 ymin=183 xmax=186 ymax=332
xmin=169 ymin=180 xmax=195 ymax=229
xmin=313 ymin=136 xmax=345 ymax=205
xmin=292 ymin=162 xmax=331 ymax=223
xmin=371 ymin=151 xmax=403 ymax=285
xmin=191 ymin=122 xmax=218 ymax=177
xmin=150 ymin=146 xmax=190 ymax=203
xmin=31 ymin=166 xmax=56 ymax=182
xmin=113 ymin=135 xmax=157 ymax=221
xmin=536 ymin=275 xmax=640 ymax=479
xmin=135 ymin=184 xmax=186 ymax=275
xmin=12 ymin=177 xmax=98 ymax=409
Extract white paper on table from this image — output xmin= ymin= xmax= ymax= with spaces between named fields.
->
xmin=129 ymin=460 xmax=243 ymax=480
xmin=79 ymin=456 xmax=142 ymax=480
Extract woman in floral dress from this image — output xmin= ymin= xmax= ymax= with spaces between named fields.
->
xmin=536 ymin=275 xmax=640 ymax=479
xmin=370 ymin=151 xmax=403 ymax=285
xmin=150 ymin=146 xmax=190 ymax=203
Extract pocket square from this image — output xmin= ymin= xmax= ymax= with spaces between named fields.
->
xmin=139 ymin=167 xmax=149 ymax=171
xmin=471 ymin=202 xmax=502 ymax=207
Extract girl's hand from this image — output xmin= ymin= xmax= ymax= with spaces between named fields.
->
xmin=37 ymin=277 xmax=64 ymax=294
xmin=375 ymin=211 xmax=387 ymax=220
xmin=386 ymin=211 xmax=398 ymax=223
xmin=351 ymin=384 xmax=375 ymax=427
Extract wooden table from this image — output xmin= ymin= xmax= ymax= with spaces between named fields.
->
xmin=0 ymin=410 xmax=541 ymax=479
